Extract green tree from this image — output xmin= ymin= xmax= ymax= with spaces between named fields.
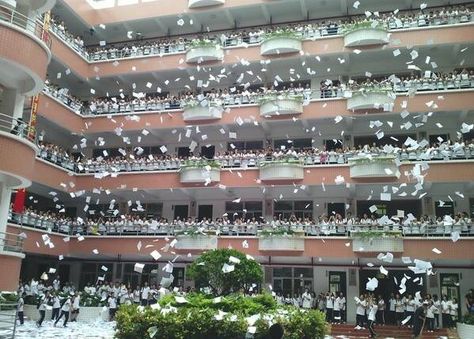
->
xmin=187 ymin=249 xmax=263 ymax=296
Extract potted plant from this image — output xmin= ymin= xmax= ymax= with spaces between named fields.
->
xmin=457 ymin=313 xmax=474 ymax=339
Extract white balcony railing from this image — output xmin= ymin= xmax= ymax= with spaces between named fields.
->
xmin=259 ymin=97 xmax=304 ymax=117
xmin=174 ymin=235 xmax=218 ymax=250
xmin=349 ymin=156 xmax=398 ymax=179
xmin=180 ymin=166 xmax=221 ymax=184
xmin=188 ymin=0 xmax=225 ymax=9
xmin=346 ymin=91 xmax=395 ymax=111
xmin=258 ymin=234 xmax=305 ymax=251
xmin=259 ymin=161 xmax=304 ymax=181
xmin=261 ymin=37 xmax=302 ymax=56
xmin=185 ymin=44 xmax=224 ymax=63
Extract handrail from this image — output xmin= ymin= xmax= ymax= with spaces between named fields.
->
xmin=0 ymin=113 xmax=36 ymax=143
xmin=0 ymin=5 xmax=51 ymax=49
xmin=0 ymin=231 xmax=24 ymax=253
xmin=7 ymin=212 xmax=474 ymax=238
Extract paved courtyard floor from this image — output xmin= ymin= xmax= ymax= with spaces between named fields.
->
xmin=5 ymin=320 xmax=115 ymax=338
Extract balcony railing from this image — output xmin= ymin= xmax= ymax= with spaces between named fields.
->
xmin=8 ymin=212 xmax=474 ymax=238
xmin=0 ymin=113 xmax=35 ymax=143
xmin=0 ymin=231 xmax=24 ymax=253
xmin=0 ymin=5 xmax=51 ymax=49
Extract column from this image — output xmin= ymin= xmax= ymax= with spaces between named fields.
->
xmin=0 ymin=88 xmax=25 ymax=121
xmin=0 ymin=182 xmax=12 ymax=234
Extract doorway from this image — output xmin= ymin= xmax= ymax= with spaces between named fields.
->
xmin=440 ymin=273 xmax=461 ymax=318
xmin=177 ymin=146 xmax=190 ymax=157
xmin=435 ymin=201 xmax=455 ymax=218
xmin=329 ymin=271 xmax=347 ymax=296
xmin=198 ymin=205 xmax=213 ymax=221
xmin=174 ymin=205 xmax=189 ymax=220
xmin=201 ymin=145 xmax=215 ymax=159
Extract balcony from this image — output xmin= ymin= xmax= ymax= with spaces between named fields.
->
xmin=258 ymin=231 xmax=305 ymax=251
xmin=349 ymin=156 xmax=398 ymax=179
xmin=346 ymin=90 xmax=395 ymax=111
xmin=185 ymin=41 xmax=224 ymax=63
xmin=0 ymin=6 xmax=51 ymax=95
xmin=259 ymin=94 xmax=304 ymax=117
xmin=259 ymin=159 xmax=304 ymax=181
xmin=180 ymin=161 xmax=221 ymax=184
xmin=174 ymin=234 xmax=218 ymax=250
xmin=182 ymin=101 xmax=223 ymax=121
xmin=0 ymin=114 xmax=38 ymax=188
xmin=343 ymin=22 xmax=389 ymax=47
xmin=261 ymin=31 xmax=303 ymax=56
xmin=188 ymin=0 xmax=225 ymax=9
xmin=351 ymin=231 xmax=404 ymax=253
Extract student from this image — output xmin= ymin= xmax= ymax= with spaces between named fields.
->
xmin=388 ymin=293 xmax=396 ymax=325
xmin=36 ymin=292 xmax=49 ymax=327
xmin=432 ymin=294 xmax=441 ymax=329
xmin=108 ymin=292 xmax=117 ymax=321
xmin=377 ymin=295 xmax=386 ymax=326
xmin=426 ymin=300 xmax=436 ymax=332
xmin=140 ymin=282 xmax=150 ymax=306
xmin=54 ymin=294 xmax=72 ymax=327
xmin=367 ymin=298 xmax=378 ymax=338
xmin=325 ymin=292 xmax=334 ymax=323
xmin=339 ymin=292 xmax=346 ymax=323
xmin=412 ymin=302 xmax=428 ymax=339
xmin=17 ymin=293 xmax=25 ymax=325
xmin=301 ymin=288 xmax=312 ymax=309
xmin=394 ymin=294 xmax=404 ymax=327
xmin=355 ymin=294 xmax=367 ymax=330
xmin=333 ymin=293 xmax=341 ymax=323
xmin=51 ymin=293 xmax=61 ymax=320
xmin=441 ymin=295 xmax=451 ymax=328
xmin=405 ymin=295 xmax=416 ymax=327
xmin=70 ymin=292 xmax=80 ymax=322
xmin=449 ymin=298 xmax=458 ymax=328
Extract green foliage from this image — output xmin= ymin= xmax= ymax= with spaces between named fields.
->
xmin=347 ymin=155 xmax=396 ymax=166
xmin=258 ymin=92 xmax=304 ymax=106
xmin=258 ymin=227 xmax=297 ymax=237
xmin=341 ymin=20 xmax=387 ymax=34
xmin=258 ymin=156 xmax=303 ymax=168
xmin=187 ymin=39 xmax=220 ymax=50
xmin=461 ymin=313 xmax=474 ymax=325
xmin=180 ymin=159 xmax=221 ymax=170
xmin=351 ymin=230 xmax=402 ymax=240
xmin=115 ymin=295 xmax=328 ymax=339
xmin=0 ymin=292 xmax=18 ymax=310
xmin=187 ymin=249 xmax=263 ymax=296
xmin=263 ymin=28 xmax=303 ymax=41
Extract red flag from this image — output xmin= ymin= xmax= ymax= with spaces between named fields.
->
xmin=13 ymin=189 xmax=26 ymax=214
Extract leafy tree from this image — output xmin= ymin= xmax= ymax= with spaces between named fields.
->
xmin=187 ymin=249 xmax=263 ymax=296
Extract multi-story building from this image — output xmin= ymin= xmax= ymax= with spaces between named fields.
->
xmin=1 ymin=0 xmax=473 ymax=323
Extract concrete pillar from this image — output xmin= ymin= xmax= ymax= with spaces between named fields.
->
xmin=0 ymin=88 xmax=26 ymax=121
xmin=0 ymin=182 xmax=12 ymax=234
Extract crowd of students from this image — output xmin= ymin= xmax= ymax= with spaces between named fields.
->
xmin=36 ymin=137 xmax=474 ymax=176
xmin=9 ymin=205 xmax=474 ymax=237
xmin=48 ymin=5 xmax=473 ymax=62
xmin=43 ymin=68 xmax=474 ymax=116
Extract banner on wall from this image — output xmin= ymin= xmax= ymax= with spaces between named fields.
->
xmin=41 ymin=11 xmax=51 ymax=43
xmin=28 ymin=95 xmax=39 ymax=140
xmin=13 ymin=189 xmax=26 ymax=214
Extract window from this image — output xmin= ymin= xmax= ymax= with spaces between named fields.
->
xmin=227 ymin=140 xmax=263 ymax=151
xmin=324 ymin=139 xmax=343 ymax=151
xmin=225 ymin=201 xmax=262 ymax=221
xmin=353 ymin=134 xmax=416 ymax=148
xmin=274 ymin=201 xmax=312 ymax=220
xmin=273 ymin=267 xmax=313 ymax=297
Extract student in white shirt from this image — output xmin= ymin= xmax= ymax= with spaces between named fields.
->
xmin=355 ymin=294 xmax=367 ymax=330
xmin=17 ymin=293 xmax=25 ymax=325
xmin=367 ymin=298 xmax=378 ymax=338
xmin=405 ymin=295 xmax=416 ymax=327
xmin=108 ymin=293 xmax=118 ymax=321
xmin=426 ymin=301 xmax=436 ymax=332
xmin=51 ymin=293 xmax=61 ymax=320
xmin=377 ymin=295 xmax=386 ymax=325
xmin=71 ymin=292 xmax=80 ymax=322
xmin=36 ymin=292 xmax=49 ymax=327
xmin=333 ymin=294 xmax=341 ymax=323
xmin=301 ymin=289 xmax=312 ymax=309
xmin=140 ymin=282 xmax=150 ymax=306
xmin=394 ymin=294 xmax=404 ymax=327
xmin=326 ymin=292 xmax=334 ymax=323
xmin=388 ymin=293 xmax=396 ymax=325
xmin=338 ymin=292 xmax=346 ymax=323
xmin=449 ymin=298 xmax=458 ymax=328
xmin=54 ymin=295 xmax=72 ymax=327
xmin=432 ymin=294 xmax=441 ymax=329
xmin=441 ymin=295 xmax=451 ymax=328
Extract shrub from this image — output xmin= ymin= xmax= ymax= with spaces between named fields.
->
xmin=187 ymin=249 xmax=263 ymax=296
xmin=115 ymin=296 xmax=328 ymax=339
xmin=461 ymin=313 xmax=474 ymax=325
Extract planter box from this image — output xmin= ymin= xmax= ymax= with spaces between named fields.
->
xmin=347 ymin=92 xmax=395 ymax=111
xmin=344 ymin=28 xmax=389 ymax=47
xmin=260 ymin=99 xmax=303 ymax=117
xmin=259 ymin=163 xmax=304 ymax=181
xmin=186 ymin=45 xmax=224 ymax=63
xmin=352 ymin=237 xmax=404 ymax=253
xmin=180 ymin=167 xmax=220 ymax=184
xmin=457 ymin=322 xmax=474 ymax=339
xmin=24 ymin=305 xmax=108 ymax=322
xmin=349 ymin=157 xmax=398 ymax=179
xmin=261 ymin=37 xmax=302 ymax=56
xmin=183 ymin=105 xmax=223 ymax=121
xmin=175 ymin=235 xmax=218 ymax=250
xmin=188 ymin=0 xmax=225 ymax=8
xmin=258 ymin=236 xmax=305 ymax=251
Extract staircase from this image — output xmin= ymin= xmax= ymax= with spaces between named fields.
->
xmin=329 ymin=324 xmax=453 ymax=338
